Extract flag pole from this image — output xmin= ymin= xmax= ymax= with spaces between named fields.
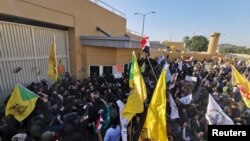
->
xmin=54 ymin=34 xmax=58 ymax=95
xmin=53 ymin=34 xmax=59 ymax=95
xmin=146 ymin=55 xmax=157 ymax=81
xmin=130 ymin=120 xmax=133 ymax=141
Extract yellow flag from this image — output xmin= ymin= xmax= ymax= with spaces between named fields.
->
xmin=5 ymin=84 xmax=38 ymax=122
xmin=247 ymin=60 xmax=250 ymax=64
xmin=48 ymin=35 xmax=58 ymax=81
xmin=122 ymin=51 xmax=147 ymax=121
xmin=139 ymin=66 xmax=168 ymax=141
xmin=140 ymin=62 xmax=145 ymax=73
xmin=231 ymin=65 xmax=250 ymax=108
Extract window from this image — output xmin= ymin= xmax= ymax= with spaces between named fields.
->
xmin=103 ymin=66 xmax=113 ymax=75
xmin=90 ymin=66 xmax=100 ymax=77
xmin=124 ymin=63 xmax=131 ymax=72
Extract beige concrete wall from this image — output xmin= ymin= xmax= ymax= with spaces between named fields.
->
xmin=168 ymin=42 xmax=184 ymax=51
xmin=86 ymin=46 xmax=117 ymax=65
xmin=68 ymin=28 xmax=77 ymax=78
xmin=83 ymin=47 xmax=142 ymax=77
xmin=0 ymin=0 xmax=126 ymax=79
xmin=150 ymin=51 xmax=224 ymax=61
xmin=167 ymin=42 xmax=184 ymax=51
xmin=116 ymin=48 xmax=142 ymax=64
xmin=0 ymin=0 xmax=75 ymax=27
xmin=86 ymin=47 xmax=141 ymax=66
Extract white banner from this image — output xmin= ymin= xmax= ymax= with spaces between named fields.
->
xmin=114 ymin=73 xmax=123 ymax=78
xmin=185 ymin=76 xmax=197 ymax=82
xmin=206 ymin=94 xmax=234 ymax=125
xmin=178 ymin=61 xmax=183 ymax=71
xmin=116 ymin=100 xmax=128 ymax=141
xmin=169 ymin=94 xmax=180 ymax=119
xmin=179 ymin=94 xmax=192 ymax=105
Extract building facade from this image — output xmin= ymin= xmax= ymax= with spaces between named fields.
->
xmin=0 ymin=0 xmax=143 ymax=100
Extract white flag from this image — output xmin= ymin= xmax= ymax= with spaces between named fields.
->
xmin=164 ymin=62 xmax=172 ymax=82
xmin=185 ymin=76 xmax=197 ymax=82
xmin=157 ymin=55 xmax=165 ymax=65
xmin=179 ymin=94 xmax=192 ymax=105
xmin=169 ymin=94 xmax=180 ymax=119
xmin=114 ymin=73 xmax=122 ymax=78
xmin=167 ymin=68 xmax=172 ymax=83
xmin=178 ymin=61 xmax=183 ymax=71
xmin=169 ymin=73 xmax=178 ymax=89
xmin=116 ymin=100 xmax=128 ymax=141
xmin=206 ymin=94 xmax=234 ymax=125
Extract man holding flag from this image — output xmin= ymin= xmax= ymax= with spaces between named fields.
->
xmin=140 ymin=36 xmax=150 ymax=56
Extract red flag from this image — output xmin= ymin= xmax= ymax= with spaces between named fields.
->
xmin=183 ymin=56 xmax=193 ymax=62
xmin=116 ymin=64 xmax=123 ymax=73
xmin=140 ymin=36 xmax=150 ymax=56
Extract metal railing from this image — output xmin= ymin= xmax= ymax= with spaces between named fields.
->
xmin=89 ymin=0 xmax=125 ymax=18
xmin=126 ymin=28 xmax=143 ymax=36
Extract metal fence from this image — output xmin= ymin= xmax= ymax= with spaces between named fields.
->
xmin=89 ymin=0 xmax=126 ymax=18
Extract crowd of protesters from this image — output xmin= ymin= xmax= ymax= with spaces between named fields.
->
xmin=0 ymin=55 xmax=250 ymax=141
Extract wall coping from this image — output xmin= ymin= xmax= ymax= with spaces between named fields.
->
xmin=80 ymin=36 xmax=140 ymax=48
xmin=80 ymin=36 xmax=168 ymax=49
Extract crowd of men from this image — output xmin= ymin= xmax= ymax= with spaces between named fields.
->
xmin=0 ymin=55 xmax=250 ymax=141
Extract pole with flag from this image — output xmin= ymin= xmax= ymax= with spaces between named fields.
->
xmin=122 ymin=51 xmax=147 ymax=122
xmin=140 ymin=36 xmax=157 ymax=81
xmin=169 ymin=94 xmax=180 ymax=120
xmin=231 ymin=65 xmax=250 ymax=108
xmin=140 ymin=36 xmax=150 ymax=57
xmin=139 ymin=65 xmax=168 ymax=141
xmin=206 ymin=94 xmax=234 ymax=125
xmin=5 ymin=84 xmax=39 ymax=122
xmin=48 ymin=35 xmax=58 ymax=81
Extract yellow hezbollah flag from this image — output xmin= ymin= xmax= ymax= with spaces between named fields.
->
xmin=122 ymin=51 xmax=147 ymax=121
xmin=231 ymin=65 xmax=250 ymax=108
xmin=48 ymin=35 xmax=58 ymax=81
xmin=139 ymin=66 xmax=168 ymax=141
xmin=5 ymin=84 xmax=38 ymax=122
xmin=140 ymin=62 xmax=145 ymax=73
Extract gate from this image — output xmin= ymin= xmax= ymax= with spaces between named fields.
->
xmin=0 ymin=21 xmax=70 ymax=103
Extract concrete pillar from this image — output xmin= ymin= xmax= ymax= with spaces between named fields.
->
xmin=207 ymin=32 xmax=220 ymax=54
